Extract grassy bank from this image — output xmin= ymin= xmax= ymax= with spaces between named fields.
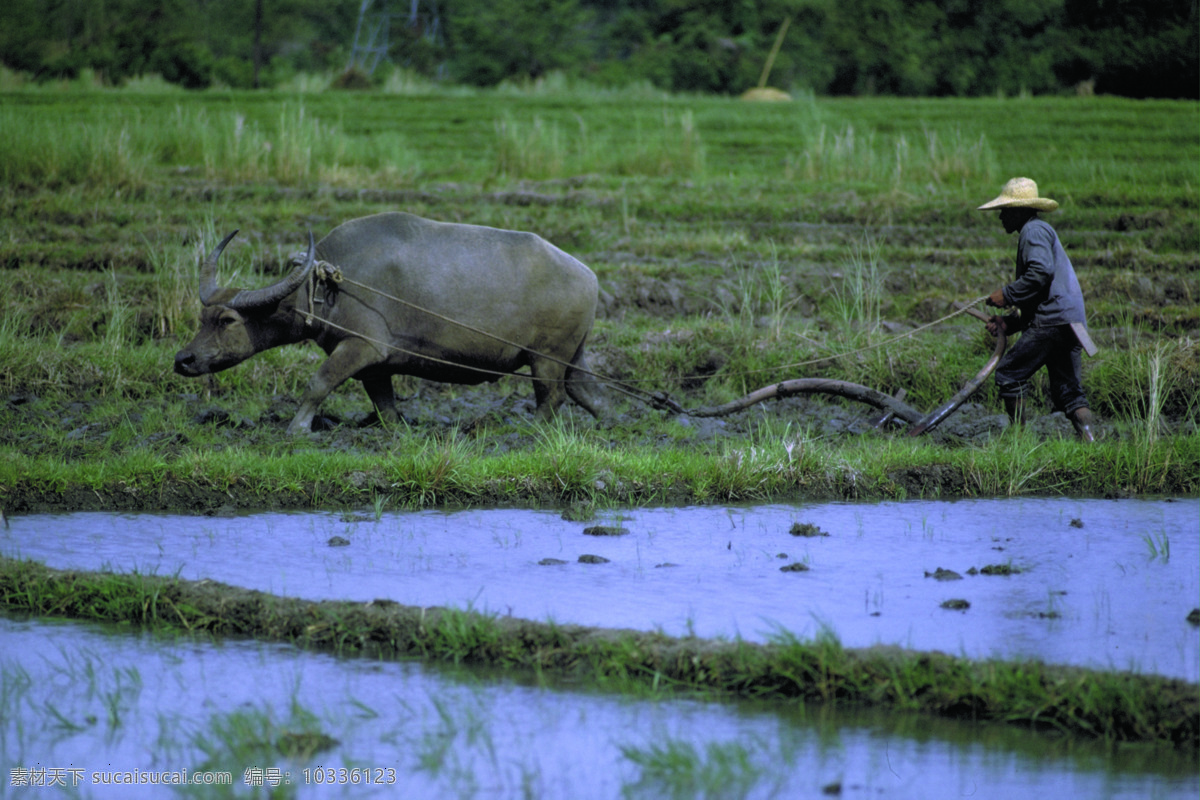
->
xmin=1 ymin=556 xmax=1194 ymax=749
xmin=1 ymin=420 xmax=1196 ymax=513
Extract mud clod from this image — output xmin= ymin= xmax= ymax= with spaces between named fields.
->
xmin=583 ymin=525 xmax=629 ymax=537
xmin=925 ymin=568 xmax=963 ymax=581
xmin=276 ymin=730 xmax=339 ymax=759
xmin=788 ymin=522 xmax=829 ymax=537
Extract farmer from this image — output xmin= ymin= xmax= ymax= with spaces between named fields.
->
xmin=979 ymin=177 xmax=1096 ymax=442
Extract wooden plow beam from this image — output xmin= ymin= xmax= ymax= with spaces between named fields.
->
xmin=684 ymin=306 xmax=1006 ymax=437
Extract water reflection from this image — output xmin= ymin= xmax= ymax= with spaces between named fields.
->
xmin=0 ymin=616 xmax=1194 ymax=799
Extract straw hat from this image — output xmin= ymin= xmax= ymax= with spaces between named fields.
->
xmin=977 ymin=177 xmax=1059 ymax=212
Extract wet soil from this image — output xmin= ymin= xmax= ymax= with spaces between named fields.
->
xmin=3 ymin=181 xmax=1195 ymax=516
xmin=5 ymin=375 xmax=1184 ymax=516
xmin=0 ymin=389 xmax=1097 ymax=515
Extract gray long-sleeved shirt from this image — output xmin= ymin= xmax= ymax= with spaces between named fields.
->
xmin=1000 ymin=218 xmax=1086 ymax=331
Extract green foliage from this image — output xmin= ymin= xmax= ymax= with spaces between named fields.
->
xmin=446 ymin=0 xmax=596 ymax=86
xmin=620 ymin=738 xmax=763 ymax=797
xmin=0 ymin=0 xmax=1194 ymax=96
xmin=492 ymin=107 xmax=704 ymax=179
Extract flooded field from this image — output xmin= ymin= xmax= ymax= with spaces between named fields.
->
xmin=2 ymin=497 xmax=1197 ymax=798
xmin=5 ymin=497 xmax=1197 ymax=681
xmin=1 ymin=614 xmax=1196 ymax=800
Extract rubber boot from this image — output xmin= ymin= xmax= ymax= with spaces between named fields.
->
xmin=1004 ymin=396 xmax=1026 ymax=426
xmin=1069 ymin=407 xmax=1096 ymax=443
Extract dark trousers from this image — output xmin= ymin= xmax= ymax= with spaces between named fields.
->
xmin=994 ymin=324 xmax=1088 ymax=414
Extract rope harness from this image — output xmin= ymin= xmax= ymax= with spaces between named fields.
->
xmin=298 ymin=259 xmax=675 ymax=409
xmin=294 ymin=256 xmax=994 ymax=420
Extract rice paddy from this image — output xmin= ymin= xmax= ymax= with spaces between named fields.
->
xmin=0 ymin=81 xmax=1196 ymax=795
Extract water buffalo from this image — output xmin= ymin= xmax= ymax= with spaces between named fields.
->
xmin=174 ymin=212 xmax=607 ymax=433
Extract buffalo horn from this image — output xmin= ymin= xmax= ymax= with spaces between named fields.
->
xmin=211 ymin=231 xmax=317 ymax=311
xmin=198 ymin=229 xmax=240 ymax=306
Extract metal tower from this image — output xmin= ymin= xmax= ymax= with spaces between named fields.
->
xmin=348 ymin=0 xmax=442 ymax=75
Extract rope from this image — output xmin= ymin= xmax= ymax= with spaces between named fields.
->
xmin=733 ymin=294 xmax=993 ymax=377
xmin=295 ymin=308 xmax=660 ymax=407
xmin=297 ymin=262 xmax=663 ymax=407
xmin=296 ymin=257 xmax=990 ymax=413
xmin=549 ymin=293 xmax=993 ymax=387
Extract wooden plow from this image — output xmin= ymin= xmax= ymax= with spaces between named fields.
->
xmin=656 ymin=306 xmax=1005 ymax=437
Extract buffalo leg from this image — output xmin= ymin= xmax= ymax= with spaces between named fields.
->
xmin=288 ymin=339 xmax=383 ymax=434
xmin=361 ymin=375 xmax=401 ymax=425
xmin=565 ymin=345 xmax=607 ymax=419
xmin=529 ymin=357 xmax=570 ymax=419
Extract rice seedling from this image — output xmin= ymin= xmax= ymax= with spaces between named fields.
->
xmin=619 ymin=737 xmax=763 ymax=798
xmin=1134 ymin=342 xmax=1181 ymax=444
xmin=493 ymin=114 xmax=570 ymax=180
xmin=146 ymin=234 xmax=198 ymax=339
xmin=0 ymin=106 xmax=151 ymax=189
xmin=414 ymin=692 xmax=496 ymax=787
xmin=828 ymin=233 xmax=884 ymax=336
xmin=622 ymin=108 xmax=705 ymax=177
xmin=787 ymin=122 xmax=995 ymax=189
xmin=191 ymin=700 xmax=337 ymax=780
xmin=0 ymin=661 xmax=35 ymax=762
xmin=492 ymin=105 xmax=704 ymax=180
xmin=1141 ymin=530 xmax=1171 ymax=563
xmin=101 ymin=665 xmax=144 ymax=735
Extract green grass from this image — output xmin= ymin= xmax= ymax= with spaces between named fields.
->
xmin=620 ymin=738 xmax=763 ymax=798
xmin=1 ymin=415 xmax=1196 ymax=510
xmin=192 ymin=701 xmax=338 ymax=783
xmin=493 ymin=107 xmax=705 ymax=179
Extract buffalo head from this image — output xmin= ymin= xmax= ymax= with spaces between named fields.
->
xmin=174 ymin=230 xmax=315 ymax=377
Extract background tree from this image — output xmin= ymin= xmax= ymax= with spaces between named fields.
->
xmin=1060 ymin=0 xmax=1199 ymax=98
xmin=444 ymin=0 xmax=595 ymax=85
xmin=0 ymin=0 xmax=1194 ymax=97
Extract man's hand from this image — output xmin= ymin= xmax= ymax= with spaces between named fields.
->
xmin=986 ymin=315 xmax=1007 ymax=337
xmin=985 ymin=287 xmax=1008 ymax=308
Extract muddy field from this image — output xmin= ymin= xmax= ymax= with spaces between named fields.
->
xmin=2 ymin=92 xmax=1197 ymax=516
xmin=1 ymin=372 xmax=1141 ymax=516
